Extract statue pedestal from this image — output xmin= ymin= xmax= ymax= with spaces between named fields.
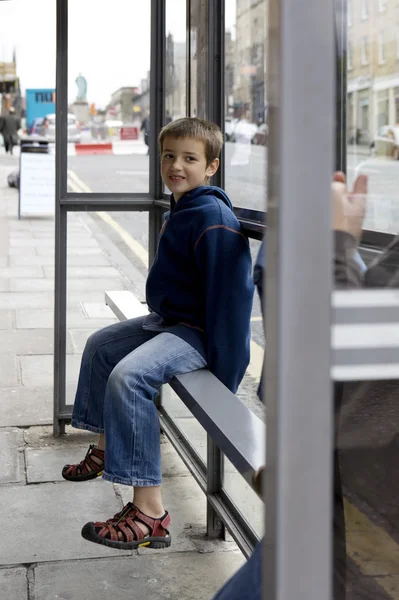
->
xmin=70 ymin=101 xmax=89 ymax=124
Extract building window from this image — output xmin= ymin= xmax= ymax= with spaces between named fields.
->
xmin=378 ymin=0 xmax=387 ymax=11
xmin=361 ymin=36 xmax=369 ymax=65
xmin=361 ymin=0 xmax=368 ymax=20
xmin=348 ymin=0 xmax=352 ymax=26
xmin=378 ymin=32 xmax=385 ymax=64
xmin=348 ymin=42 xmax=353 ymax=70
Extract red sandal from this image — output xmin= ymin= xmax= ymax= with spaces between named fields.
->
xmin=62 ymin=444 xmax=105 ymax=482
xmin=81 ymin=502 xmax=172 ymax=550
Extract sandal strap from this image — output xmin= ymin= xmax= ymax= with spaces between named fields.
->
xmin=93 ymin=503 xmax=171 ymax=542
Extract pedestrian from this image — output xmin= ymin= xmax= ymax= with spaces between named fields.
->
xmin=0 ymin=107 xmax=21 ymax=155
xmin=61 ymin=117 xmax=254 ymax=552
xmin=141 ymin=111 xmax=150 ymax=154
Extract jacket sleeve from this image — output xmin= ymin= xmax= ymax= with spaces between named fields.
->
xmin=194 ymin=225 xmax=254 ymax=392
xmin=334 ymin=231 xmax=363 ymax=289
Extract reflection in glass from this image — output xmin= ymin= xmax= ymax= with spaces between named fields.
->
xmin=166 ymin=0 xmax=187 ymax=121
xmin=347 ymin=0 xmax=399 ymax=234
xmin=224 ymin=0 xmax=267 ymax=211
xmin=67 ymin=0 xmax=150 ymax=192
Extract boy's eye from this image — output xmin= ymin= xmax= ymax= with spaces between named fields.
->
xmin=186 ymin=156 xmax=196 ymax=162
xmin=163 ymin=154 xmax=174 ymax=159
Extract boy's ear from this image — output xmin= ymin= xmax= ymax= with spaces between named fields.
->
xmin=206 ymin=158 xmax=219 ymax=178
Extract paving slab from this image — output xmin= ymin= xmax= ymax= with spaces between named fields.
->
xmin=15 ymin=307 xmax=117 ymax=329
xmin=8 ymin=246 xmax=38 ymax=256
xmin=25 ymin=436 xmax=189 ymax=484
xmin=34 ymin=551 xmax=245 ymax=600
xmin=0 ymin=292 xmax=54 ymax=309
xmin=0 ymin=429 xmax=24 ymax=483
xmin=20 ymin=354 xmax=82 ymax=387
xmin=0 ymin=309 xmax=13 ymax=329
xmin=0 ymin=256 xmax=8 ymax=267
xmin=0 ymin=567 xmax=28 ymax=600
xmin=162 ymin=388 xmax=194 ymax=419
xmin=10 ymin=278 xmax=55 ymax=292
xmin=82 ymin=302 xmax=116 ymax=319
xmin=0 ymin=386 xmax=53 ymax=427
xmin=0 ymin=278 xmax=9 ymax=291
xmin=37 ymin=246 xmax=102 ymax=256
xmin=0 ymin=353 xmax=19 ymax=387
xmin=10 ymin=255 xmax=54 ymax=266
xmin=0 ymin=329 xmax=73 ymax=355
xmin=43 ymin=266 xmax=123 ymax=279
xmin=0 ymin=482 xmax=133 ymax=564
xmin=117 ymin=474 xmax=236 ymax=555
xmin=0 ymin=267 xmax=44 ymax=278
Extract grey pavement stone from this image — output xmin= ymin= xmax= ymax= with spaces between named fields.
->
xmin=10 ymin=278 xmax=54 ymax=292
xmin=0 ymin=568 xmax=28 ymax=600
xmin=223 ymin=471 xmax=264 ymax=538
xmin=20 ymin=354 xmax=82 ymax=387
xmin=0 ymin=482 xmax=132 ymax=564
xmin=0 ymin=329 xmax=73 ymax=355
xmin=25 ymin=437 xmax=188 ymax=484
xmin=0 ymin=353 xmax=19 ymax=387
xmin=0 ymin=292 xmax=53 ymax=309
xmin=0 ymin=429 xmax=24 ymax=483
xmin=0 ymin=267 xmax=43 ymax=278
xmin=0 ymin=386 xmax=52 ymax=427
xmin=116 ymin=474 xmax=236 ymax=555
xmin=34 ymin=552 xmax=245 ymax=600
xmin=10 ymin=255 xmax=54 ymax=266
xmin=0 ymin=310 xmax=13 ymax=329
xmin=44 ymin=265 xmax=123 ymax=279
xmin=0 ymin=278 xmax=9 ymax=291
xmin=16 ymin=308 xmax=116 ymax=329
xmin=69 ymin=329 xmax=96 ymax=353
xmin=26 ymin=445 xmax=96 ymax=483
xmin=10 ymin=238 xmax=55 ymax=247
xmin=82 ymin=302 xmax=116 ymax=319
xmin=67 ymin=278 xmax=127 ymax=291
xmin=0 ymin=256 xmax=8 ymax=267
xmin=162 ymin=388 xmax=194 ymax=419
xmin=9 ymin=246 xmax=37 ymax=256
xmin=37 ymin=246 xmax=102 ymax=256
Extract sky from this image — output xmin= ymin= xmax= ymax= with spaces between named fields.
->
xmin=0 ymin=0 xmax=235 ymax=109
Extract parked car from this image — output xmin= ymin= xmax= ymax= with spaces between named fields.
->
xmin=374 ymin=126 xmax=399 ymax=159
xmin=252 ymin=123 xmax=268 ymax=146
xmin=35 ymin=113 xmax=81 ymax=143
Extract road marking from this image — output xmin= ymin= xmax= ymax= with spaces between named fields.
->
xmin=67 ymin=168 xmax=265 ymax=382
xmin=67 ymin=170 xmax=149 ymax=268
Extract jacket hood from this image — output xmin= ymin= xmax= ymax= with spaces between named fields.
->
xmin=170 ymin=185 xmax=233 ymax=212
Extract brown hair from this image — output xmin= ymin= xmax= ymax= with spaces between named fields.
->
xmin=158 ymin=117 xmax=223 ymax=165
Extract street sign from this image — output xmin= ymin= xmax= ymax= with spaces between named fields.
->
xmin=19 ymin=141 xmax=55 ymax=218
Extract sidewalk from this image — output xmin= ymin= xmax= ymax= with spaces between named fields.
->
xmin=0 ymin=161 xmax=245 ymax=600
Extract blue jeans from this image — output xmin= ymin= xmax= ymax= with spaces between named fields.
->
xmin=213 ymin=541 xmax=262 ymax=600
xmin=72 ymin=316 xmax=206 ymax=486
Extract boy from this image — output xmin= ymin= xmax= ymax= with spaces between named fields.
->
xmin=62 ymin=118 xmax=254 ymax=550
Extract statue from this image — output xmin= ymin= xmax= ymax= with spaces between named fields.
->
xmin=75 ymin=73 xmax=87 ymax=102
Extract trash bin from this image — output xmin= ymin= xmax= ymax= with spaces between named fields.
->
xmin=18 ymin=137 xmax=54 ymax=219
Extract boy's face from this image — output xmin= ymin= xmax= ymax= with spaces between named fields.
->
xmin=161 ymin=136 xmax=219 ymax=201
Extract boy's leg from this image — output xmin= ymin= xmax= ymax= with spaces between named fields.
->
xmin=81 ymin=332 xmax=206 ymax=549
xmin=62 ymin=316 xmax=159 ymax=481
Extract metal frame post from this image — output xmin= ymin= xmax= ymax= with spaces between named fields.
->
xmin=53 ymin=0 xmax=69 ymax=436
xmin=265 ymin=0 xmax=335 ymax=598
xmin=205 ymin=0 xmax=226 ymax=540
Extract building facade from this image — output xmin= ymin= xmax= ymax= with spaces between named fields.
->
xmin=348 ymin=0 xmax=399 ymax=144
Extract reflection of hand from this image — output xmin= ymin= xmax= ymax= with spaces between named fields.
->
xmin=332 ymin=171 xmax=368 ymax=243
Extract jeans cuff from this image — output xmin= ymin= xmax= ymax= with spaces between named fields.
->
xmin=102 ymin=471 xmax=162 ymax=487
xmin=71 ymin=419 xmax=104 ymax=434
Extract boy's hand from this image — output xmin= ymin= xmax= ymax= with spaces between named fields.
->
xmin=332 ymin=171 xmax=368 ymax=243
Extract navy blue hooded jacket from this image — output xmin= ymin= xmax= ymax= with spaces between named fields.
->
xmin=143 ymin=185 xmax=254 ymax=393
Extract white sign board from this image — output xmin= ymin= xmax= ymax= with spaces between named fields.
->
xmin=19 ymin=152 xmax=55 ymax=217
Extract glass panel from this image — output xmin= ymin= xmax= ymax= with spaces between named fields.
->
xmin=347 ymin=0 xmax=399 ymax=234
xmin=224 ymin=0 xmax=267 ymax=211
xmin=166 ymin=0 xmax=187 ymax=121
xmin=190 ymin=0 xmax=208 ymax=118
xmin=67 ymin=0 xmax=151 ymax=191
